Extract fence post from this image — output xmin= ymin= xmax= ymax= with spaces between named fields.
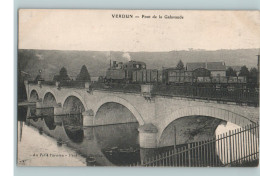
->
xmin=247 ymin=125 xmax=251 ymax=161
xmin=229 ymin=130 xmax=232 ymax=165
xmin=188 ymin=143 xmax=191 ymax=167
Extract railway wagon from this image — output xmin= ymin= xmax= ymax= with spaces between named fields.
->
xmin=196 ymin=76 xmax=247 ymax=84
xmin=132 ymin=69 xmax=163 ymax=83
xmin=196 ymin=77 xmax=211 ymax=83
xmin=211 ymin=76 xmax=227 ymax=83
xmin=166 ymin=69 xmax=193 ymax=84
xmin=228 ymin=76 xmax=247 ymax=84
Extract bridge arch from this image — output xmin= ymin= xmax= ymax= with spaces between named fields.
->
xmin=61 ymin=91 xmax=87 ymax=110
xmin=158 ymin=106 xmax=254 ymax=141
xmin=29 ymin=89 xmax=39 ymax=102
xmin=43 ymin=91 xmax=57 ymax=106
xmin=43 ymin=89 xmax=56 ymax=100
xmin=93 ymin=96 xmax=145 ymax=125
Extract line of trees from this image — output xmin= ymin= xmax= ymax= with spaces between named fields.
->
xmin=53 ymin=65 xmax=91 ymax=82
xmin=226 ymin=66 xmax=258 ymax=78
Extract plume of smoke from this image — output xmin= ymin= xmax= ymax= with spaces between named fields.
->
xmin=122 ymin=52 xmax=131 ymax=61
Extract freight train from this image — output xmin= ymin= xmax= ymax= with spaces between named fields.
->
xmin=103 ymin=60 xmax=250 ymax=86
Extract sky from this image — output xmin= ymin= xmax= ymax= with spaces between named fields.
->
xmin=19 ymin=10 xmax=260 ymax=52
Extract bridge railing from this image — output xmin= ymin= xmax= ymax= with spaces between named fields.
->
xmin=59 ymin=81 xmax=85 ymax=88
xmin=41 ymin=81 xmax=56 ymax=86
xmin=130 ymin=123 xmax=259 ymax=167
xmin=91 ymin=82 xmax=141 ymax=93
xmin=28 ymin=80 xmax=259 ymax=106
xmin=152 ymin=85 xmax=259 ymax=106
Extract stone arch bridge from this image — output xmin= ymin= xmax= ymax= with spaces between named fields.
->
xmin=24 ymin=81 xmax=259 ymax=148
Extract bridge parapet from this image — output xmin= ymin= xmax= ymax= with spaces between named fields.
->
xmin=27 ymin=80 xmax=259 ymax=106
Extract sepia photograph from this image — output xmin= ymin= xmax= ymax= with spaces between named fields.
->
xmin=17 ymin=9 xmax=259 ymax=167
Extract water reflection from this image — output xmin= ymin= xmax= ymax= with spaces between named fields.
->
xmin=43 ymin=108 xmax=56 ymax=130
xmin=93 ymin=123 xmax=140 ymax=165
xmin=44 ymin=115 xmax=56 ymax=130
xmin=19 ymin=106 xmax=142 ymax=166
xmin=62 ymin=114 xmax=84 ymax=143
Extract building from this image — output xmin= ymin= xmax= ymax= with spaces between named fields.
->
xmin=186 ymin=62 xmax=226 ymax=77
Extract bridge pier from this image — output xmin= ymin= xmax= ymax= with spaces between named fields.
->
xmin=83 ymin=127 xmax=94 ymax=140
xmin=35 ymin=109 xmax=42 ymax=117
xmin=35 ymin=99 xmax=43 ymax=116
xmin=54 ymin=103 xmax=63 ymax=116
xmin=54 ymin=116 xmax=62 ymax=126
xmin=82 ymin=109 xmax=94 ymax=127
xmin=138 ymin=123 xmax=158 ymax=148
xmin=36 ymin=99 xmax=43 ymax=108
xmin=140 ymin=148 xmax=157 ymax=164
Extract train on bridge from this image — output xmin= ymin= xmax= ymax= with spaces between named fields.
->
xmin=102 ymin=60 xmax=254 ymax=88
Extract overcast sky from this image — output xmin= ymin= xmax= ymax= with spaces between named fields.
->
xmin=19 ymin=10 xmax=260 ymax=52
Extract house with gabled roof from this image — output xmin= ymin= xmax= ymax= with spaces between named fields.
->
xmin=186 ymin=62 xmax=226 ymax=77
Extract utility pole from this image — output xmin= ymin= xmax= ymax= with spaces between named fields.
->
xmin=109 ymin=51 xmax=111 ymax=69
xmin=257 ymin=53 xmax=260 ymax=86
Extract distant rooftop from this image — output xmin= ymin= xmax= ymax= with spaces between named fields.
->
xmin=186 ymin=62 xmax=226 ymax=71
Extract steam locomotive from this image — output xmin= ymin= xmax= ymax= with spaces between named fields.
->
xmin=105 ymin=61 xmax=146 ymax=83
xmin=104 ymin=60 xmax=248 ymax=86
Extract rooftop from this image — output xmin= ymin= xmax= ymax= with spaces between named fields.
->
xmin=186 ymin=62 xmax=226 ymax=71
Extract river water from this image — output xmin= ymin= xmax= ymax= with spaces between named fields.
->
xmin=17 ymin=105 xmax=249 ymax=167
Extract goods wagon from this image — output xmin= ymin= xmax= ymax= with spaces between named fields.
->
xmin=132 ymin=69 xmax=163 ymax=83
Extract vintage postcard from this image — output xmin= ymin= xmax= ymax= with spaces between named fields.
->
xmin=18 ymin=9 xmax=259 ymax=167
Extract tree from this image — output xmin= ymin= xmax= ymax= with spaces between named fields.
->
xmin=57 ymin=67 xmax=70 ymax=81
xmin=226 ymin=67 xmax=237 ymax=77
xmin=176 ymin=60 xmax=184 ymax=70
xmin=238 ymin=66 xmax=250 ymax=77
xmin=248 ymin=67 xmax=258 ymax=85
xmin=249 ymin=67 xmax=258 ymax=77
xmin=76 ymin=65 xmax=91 ymax=82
